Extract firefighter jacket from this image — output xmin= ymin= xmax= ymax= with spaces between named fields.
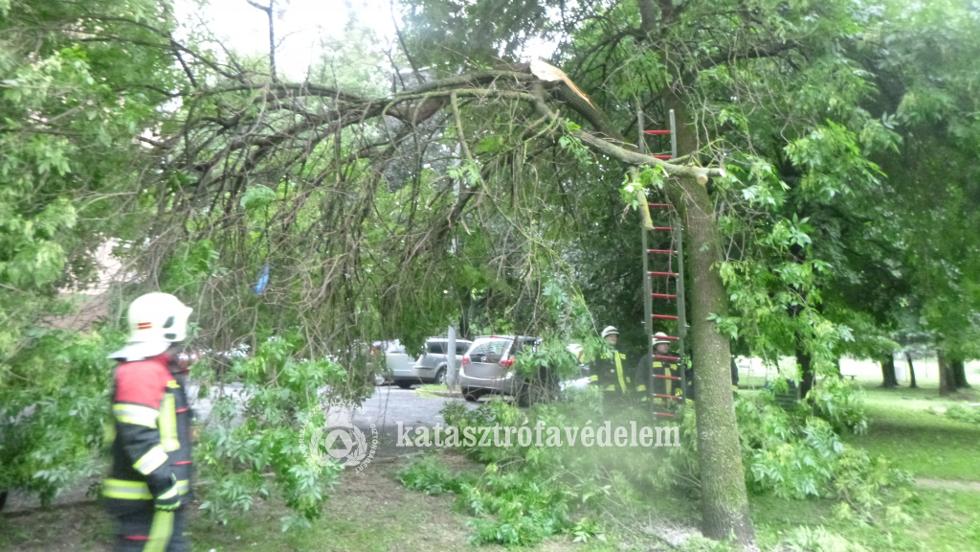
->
xmin=642 ymin=352 xmax=684 ymax=405
xmin=590 ymin=349 xmax=634 ymax=395
xmin=103 ymin=353 xmax=193 ymax=514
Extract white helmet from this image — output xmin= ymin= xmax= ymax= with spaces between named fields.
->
xmin=109 ymin=292 xmax=193 ymax=361
xmin=653 ymin=331 xmax=671 ymax=345
xmin=600 ymin=326 xmax=619 ymax=338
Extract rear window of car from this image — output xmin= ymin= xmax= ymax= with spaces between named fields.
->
xmin=467 ymin=338 xmax=510 ymax=363
xmin=426 ymin=341 xmax=447 ymax=354
xmin=455 ymin=342 xmax=471 ymax=355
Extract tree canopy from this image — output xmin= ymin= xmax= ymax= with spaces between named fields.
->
xmin=0 ymin=0 xmax=977 ymax=546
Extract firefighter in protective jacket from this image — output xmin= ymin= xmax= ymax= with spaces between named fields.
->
xmin=590 ymin=326 xmax=644 ymax=399
xmin=103 ymin=292 xmax=195 ymax=551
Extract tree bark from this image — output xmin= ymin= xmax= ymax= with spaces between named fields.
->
xmin=880 ymin=355 xmax=898 ymax=388
xmin=952 ymin=358 xmax=970 ymax=389
xmin=666 ymin=95 xmax=755 ymax=546
xmin=937 ymin=349 xmax=956 ymax=395
xmin=905 ymin=352 xmax=917 ymax=388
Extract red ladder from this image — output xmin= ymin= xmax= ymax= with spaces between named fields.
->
xmin=639 ymin=108 xmax=688 ymax=420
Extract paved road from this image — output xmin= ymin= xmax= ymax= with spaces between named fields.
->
xmin=327 ymin=386 xmax=476 ymax=458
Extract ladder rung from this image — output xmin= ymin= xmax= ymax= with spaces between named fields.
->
xmin=652 ymin=313 xmax=679 ymax=320
xmin=652 ymin=374 xmax=682 ymax=381
xmin=653 ymin=393 xmax=684 ymax=401
xmin=652 ymin=226 xmax=673 ymax=231
xmin=648 ymin=271 xmax=679 ymax=278
xmin=654 ymin=354 xmax=681 ymax=362
xmin=647 ymin=202 xmax=672 ymax=208
xmin=647 ymin=249 xmax=676 ymax=255
xmin=653 ymin=154 xmax=672 ymax=160
xmin=643 ymin=129 xmax=671 ymax=135
xmin=653 ymin=411 xmax=677 ymax=418
xmin=651 ymin=293 xmax=677 ymax=299
xmin=652 ymin=334 xmax=680 ymax=341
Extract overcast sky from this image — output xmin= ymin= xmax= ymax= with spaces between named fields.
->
xmin=174 ymin=0 xmax=557 ymax=81
xmin=175 ymin=0 xmax=399 ymax=79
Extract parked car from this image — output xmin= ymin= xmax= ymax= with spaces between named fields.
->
xmin=459 ymin=335 xmax=556 ymax=405
xmin=368 ymin=340 xmax=415 ymax=387
xmin=410 ymin=337 xmax=473 ymax=387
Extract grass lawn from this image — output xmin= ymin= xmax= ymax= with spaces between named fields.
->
xmin=847 ymin=386 xmax=980 ymax=481
xmin=749 ymin=384 xmax=980 ymax=551
xmin=751 ymin=488 xmax=980 ymax=552
xmin=416 ymin=383 xmax=453 ymax=398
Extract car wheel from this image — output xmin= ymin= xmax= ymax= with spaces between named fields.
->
xmin=435 ymin=368 xmax=447 ymax=385
xmin=396 ymin=381 xmax=414 ymax=389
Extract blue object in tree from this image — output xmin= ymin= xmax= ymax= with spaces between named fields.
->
xmin=254 ymin=262 xmax=270 ymax=295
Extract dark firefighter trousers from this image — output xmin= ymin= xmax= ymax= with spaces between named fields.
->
xmin=112 ymin=504 xmax=189 ymax=552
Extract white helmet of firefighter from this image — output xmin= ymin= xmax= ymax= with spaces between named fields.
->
xmin=600 ymin=326 xmax=619 ymax=338
xmin=653 ymin=331 xmax=671 ymax=345
xmin=109 ymin=292 xmax=194 ymax=361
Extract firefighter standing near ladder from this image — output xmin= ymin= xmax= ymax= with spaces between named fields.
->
xmin=589 ymin=326 xmax=640 ymax=403
xmin=104 ymin=292 xmax=195 ymax=551
xmin=647 ymin=331 xmax=684 ymax=411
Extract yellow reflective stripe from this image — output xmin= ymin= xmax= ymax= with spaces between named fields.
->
xmin=588 ymin=375 xmax=599 ymax=382
xmin=157 ymin=483 xmax=179 ymax=501
xmin=166 ymin=379 xmax=180 ymax=389
xmin=159 ymin=394 xmax=179 ymax=451
xmin=636 ymin=384 xmax=648 ymax=392
xmin=103 ymin=478 xmax=152 ymax=500
xmin=102 ymin=479 xmax=189 ymax=501
xmin=145 ymin=510 xmax=175 ymax=552
xmin=604 ymin=384 xmax=616 ymax=391
xmin=614 ymin=354 xmax=627 ymax=394
xmin=113 ymin=404 xmax=159 ymax=428
xmin=133 ymin=445 xmax=168 ymax=475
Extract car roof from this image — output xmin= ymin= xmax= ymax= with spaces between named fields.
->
xmin=472 ymin=335 xmax=539 ymax=342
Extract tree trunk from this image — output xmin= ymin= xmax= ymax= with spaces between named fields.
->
xmin=796 ymin=342 xmax=814 ymax=397
xmin=952 ymin=358 xmax=970 ymax=389
xmin=905 ymin=352 xmax=917 ymax=388
xmin=880 ymin=355 xmax=898 ymax=388
xmin=937 ymin=349 xmax=956 ymax=395
xmin=665 ymin=94 xmax=754 ymax=546
xmin=677 ymin=180 xmax=755 ymax=544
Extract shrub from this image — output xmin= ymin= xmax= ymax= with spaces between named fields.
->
xmin=196 ymin=336 xmax=344 ymax=529
xmin=944 ymin=404 xmax=980 ymax=425
xmin=806 ymin=376 xmax=868 ymax=434
xmin=781 ymin=526 xmax=870 ymax=551
xmin=397 ymin=455 xmax=466 ymax=495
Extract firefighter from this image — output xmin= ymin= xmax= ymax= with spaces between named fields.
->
xmin=103 ymin=292 xmax=195 ymax=551
xmin=647 ymin=331 xmax=684 ymax=410
xmin=589 ymin=326 xmax=635 ymax=401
